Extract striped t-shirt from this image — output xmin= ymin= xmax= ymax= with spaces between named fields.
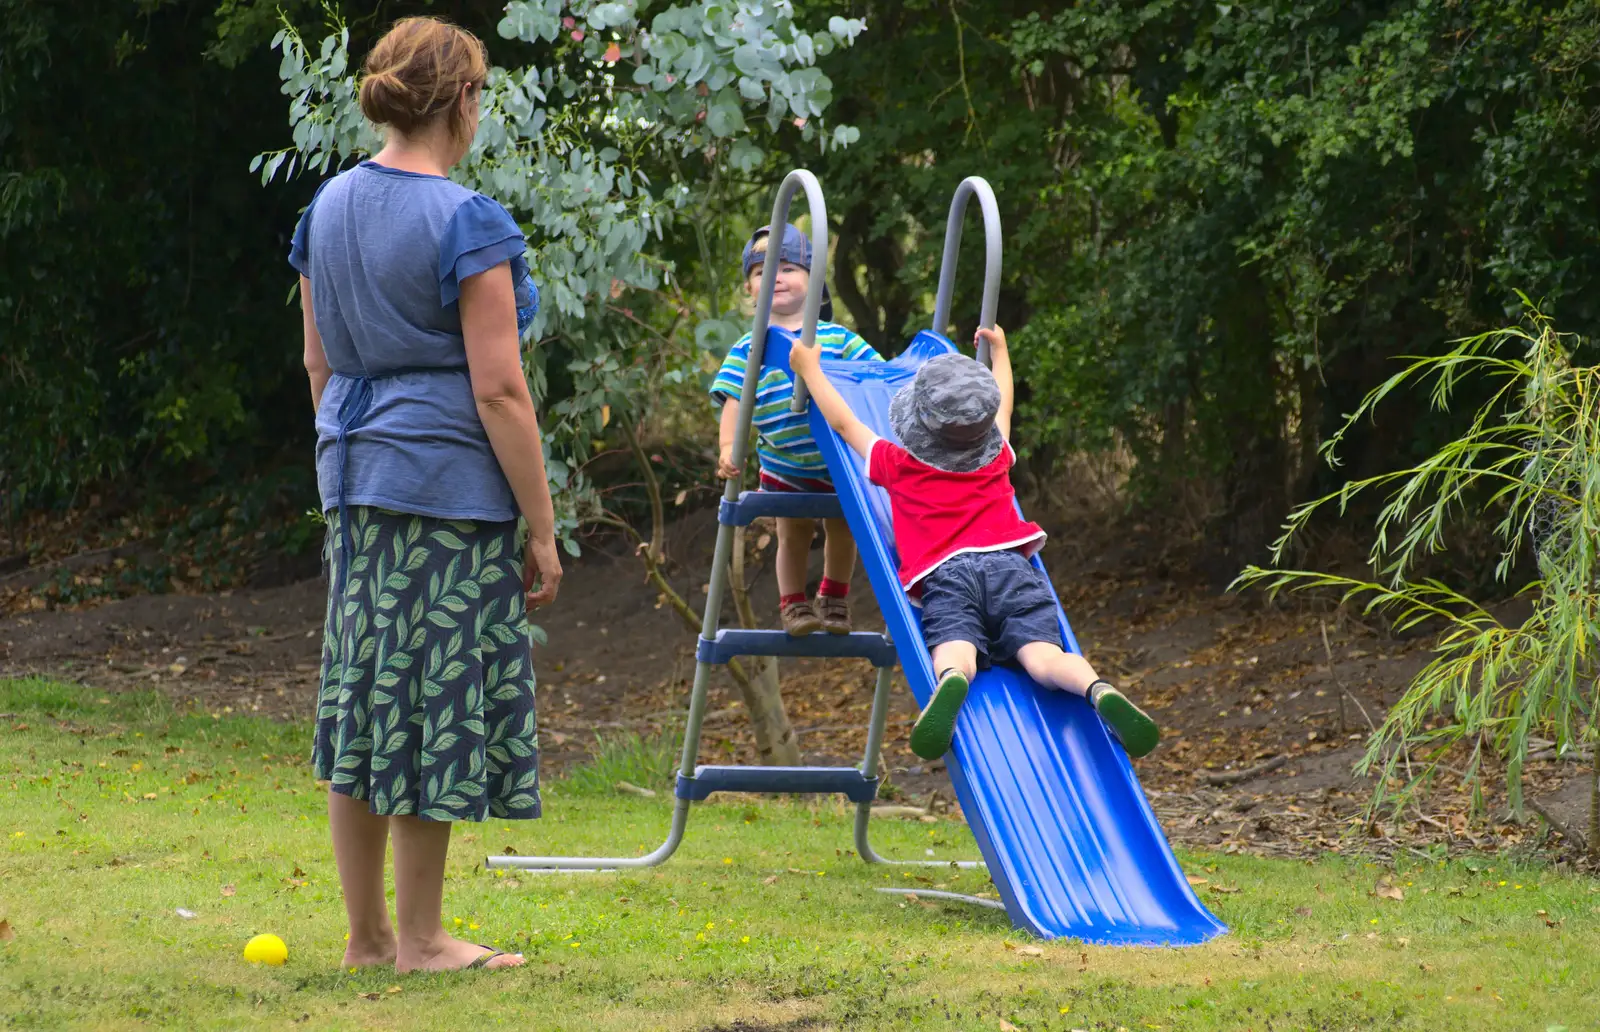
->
xmin=710 ymin=322 xmax=883 ymax=482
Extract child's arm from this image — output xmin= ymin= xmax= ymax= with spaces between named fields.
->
xmin=976 ymin=326 xmax=1013 ymax=441
xmin=788 ymin=343 xmax=877 ymax=460
xmin=716 ymin=398 xmax=741 ymax=479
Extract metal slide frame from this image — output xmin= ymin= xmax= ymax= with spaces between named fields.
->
xmin=490 ymin=169 xmax=1008 ymax=875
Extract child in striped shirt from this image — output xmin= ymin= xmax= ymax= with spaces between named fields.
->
xmin=711 ymin=224 xmax=884 ymax=636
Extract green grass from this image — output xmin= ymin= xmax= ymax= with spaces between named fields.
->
xmin=1 ymin=677 xmax=1596 ymax=1031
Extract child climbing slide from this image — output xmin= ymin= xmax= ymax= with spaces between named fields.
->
xmin=787 ymin=326 xmax=1160 ymax=761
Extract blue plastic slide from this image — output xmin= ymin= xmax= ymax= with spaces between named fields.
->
xmin=805 ymin=328 xmax=1226 ymax=946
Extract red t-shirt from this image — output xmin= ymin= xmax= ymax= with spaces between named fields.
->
xmin=867 ymin=437 xmax=1046 ymax=599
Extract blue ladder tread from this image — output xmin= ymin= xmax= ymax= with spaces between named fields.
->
xmin=676 ymin=765 xmax=879 ymax=802
xmin=697 ymin=628 xmax=898 ymax=667
xmin=719 ymin=491 xmax=843 ymax=526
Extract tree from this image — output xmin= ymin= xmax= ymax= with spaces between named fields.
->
xmin=1002 ymin=1 xmax=1600 ymax=572
xmin=1240 ymin=303 xmax=1600 ymax=857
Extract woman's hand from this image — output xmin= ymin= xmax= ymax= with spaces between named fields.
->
xmin=523 ymin=532 xmax=563 ymax=609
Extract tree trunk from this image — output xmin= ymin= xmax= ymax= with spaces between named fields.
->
xmin=729 ymin=524 xmax=801 ymax=766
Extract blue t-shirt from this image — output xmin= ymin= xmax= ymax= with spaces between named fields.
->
xmin=709 ymin=323 xmax=882 ymax=481
xmin=288 ymin=161 xmax=539 ymax=523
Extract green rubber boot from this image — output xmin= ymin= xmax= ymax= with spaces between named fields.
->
xmin=910 ymin=668 xmax=969 ymax=760
xmin=1090 ymin=681 xmax=1160 ymax=758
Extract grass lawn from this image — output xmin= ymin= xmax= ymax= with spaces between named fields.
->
xmin=0 ymin=677 xmax=1596 ymax=1031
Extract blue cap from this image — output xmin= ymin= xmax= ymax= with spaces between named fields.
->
xmin=741 ymin=223 xmax=812 ymax=277
xmin=741 ymin=223 xmax=832 ymax=320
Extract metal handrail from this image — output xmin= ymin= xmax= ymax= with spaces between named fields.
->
xmin=736 ymin=169 xmax=829 ymax=416
xmin=930 ymin=176 xmax=1002 ymax=365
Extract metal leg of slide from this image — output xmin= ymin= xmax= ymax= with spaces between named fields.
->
xmin=486 ymin=520 xmax=740 ymax=872
xmin=483 ymin=666 xmax=709 ymax=872
xmin=854 ymin=665 xmax=985 ymax=870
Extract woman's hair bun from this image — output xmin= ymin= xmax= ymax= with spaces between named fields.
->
xmin=357 ymin=16 xmax=488 ymax=142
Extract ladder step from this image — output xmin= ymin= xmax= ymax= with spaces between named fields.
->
xmin=676 ymin=765 xmax=880 ymax=802
xmin=719 ymin=490 xmax=843 ymax=526
xmin=697 ymin=629 xmax=898 ymax=667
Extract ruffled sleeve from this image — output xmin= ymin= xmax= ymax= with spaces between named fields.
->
xmin=439 ymin=194 xmax=540 ymax=335
xmin=287 ymin=179 xmax=332 ymax=276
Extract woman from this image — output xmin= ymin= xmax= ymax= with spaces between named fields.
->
xmin=288 ymin=16 xmax=559 ymax=974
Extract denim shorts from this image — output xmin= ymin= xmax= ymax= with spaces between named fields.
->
xmin=918 ymin=550 xmax=1063 ymax=668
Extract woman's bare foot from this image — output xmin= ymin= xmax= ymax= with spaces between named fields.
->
xmin=342 ymin=935 xmax=398 ymax=969
xmin=396 ymin=933 xmax=524 ymax=973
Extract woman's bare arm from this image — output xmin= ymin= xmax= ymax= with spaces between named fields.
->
xmin=301 ymin=276 xmax=331 ymax=413
xmin=459 ymin=262 xmax=562 ymax=607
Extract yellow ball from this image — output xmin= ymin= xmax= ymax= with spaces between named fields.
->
xmin=242 ymin=933 xmax=288 ymax=966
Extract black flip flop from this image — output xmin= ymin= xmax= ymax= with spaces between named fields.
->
xmin=467 ymin=944 xmax=519 ymax=970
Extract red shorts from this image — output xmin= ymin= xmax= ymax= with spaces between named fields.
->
xmin=758 ymin=470 xmax=836 ymax=494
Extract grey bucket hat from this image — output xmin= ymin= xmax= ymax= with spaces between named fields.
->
xmin=889 ymin=352 xmax=1005 ymax=473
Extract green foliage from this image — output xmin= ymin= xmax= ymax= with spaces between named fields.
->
xmin=1238 ymin=304 xmax=1598 ymax=824
xmin=558 ymin=728 xmax=679 ymax=795
xmin=0 ymin=0 xmax=321 ymax=515
xmin=1003 ymin=1 xmax=1600 ymax=559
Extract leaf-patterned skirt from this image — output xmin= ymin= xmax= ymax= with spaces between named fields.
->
xmin=313 ymin=507 xmax=541 ymax=822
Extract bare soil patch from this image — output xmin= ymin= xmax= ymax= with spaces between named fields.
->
xmin=2 ymin=503 xmax=1586 ymax=861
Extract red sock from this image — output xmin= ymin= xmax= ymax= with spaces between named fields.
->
xmin=780 ymin=592 xmax=808 ymax=607
xmin=818 ymin=577 xmax=850 ymax=599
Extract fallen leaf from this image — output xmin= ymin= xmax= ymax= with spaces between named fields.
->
xmin=1375 ymin=877 xmax=1404 ymax=902
xmin=1017 ymin=945 xmax=1044 ymax=957
xmin=1002 ymin=940 xmax=1017 ymax=951
xmin=0 ymin=920 xmax=13 ymax=941
xmin=357 ymin=992 xmax=381 ymax=1001
xmin=221 ymin=884 xmax=236 ymax=897
xmin=1395 ymin=937 xmax=1410 ymax=947
xmin=291 ymin=865 xmax=306 ymax=879
xmin=999 ymin=1021 xmax=1021 ymax=1032
xmin=175 ymin=908 xmax=197 ymax=919
xmin=385 ymin=986 xmax=402 ymax=995
xmin=762 ymin=875 xmax=779 ymax=885
xmin=1208 ymin=884 xmax=1240 ymax=895
xmin=1185 ymin=875 xmax=1208 ymax=886
xmin=1419 ymin=962 xmax=1434 ymax=972
xmin=1294 ymin=907 xmax=1312 ymax=917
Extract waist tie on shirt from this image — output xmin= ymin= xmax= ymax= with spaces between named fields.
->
xmin=330 ymin=366 xmax=465 ymax=607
